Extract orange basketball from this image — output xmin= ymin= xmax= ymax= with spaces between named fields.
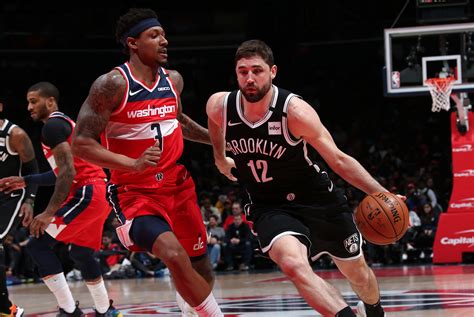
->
xmin=354 ymin=192 xmax=409 ymax=245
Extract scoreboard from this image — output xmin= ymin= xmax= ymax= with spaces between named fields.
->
xmin=416 ymin=0 xmax=470 ymax=23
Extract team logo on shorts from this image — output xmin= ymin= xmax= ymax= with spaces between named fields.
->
xmin=343 ymin=233 xmax=359 ymax=254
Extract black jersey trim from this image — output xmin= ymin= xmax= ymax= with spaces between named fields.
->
xmin=282 ymin=94 xmax=303 ymax=146
xmin=4 ymin=121 xmax=19 ymax=156
xmin=223 ymin=92 xmax=230 ymax=139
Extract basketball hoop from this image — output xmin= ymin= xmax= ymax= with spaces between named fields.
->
xmin=425 ymin=77 xmax=455 ymax=112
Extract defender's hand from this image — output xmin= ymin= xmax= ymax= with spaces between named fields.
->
xmin=30 ymin=212 xmax=54 ymax=238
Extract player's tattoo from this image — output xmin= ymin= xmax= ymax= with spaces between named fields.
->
xmin=11 ymin=129 xmax=35 ymax=162
xmin=178 ymin=113 xmax=211 ymax=145
xmin=76 ymin=72 xmax=125 ymax=139
xmin=45 ymin=143 xmax=75 ymax=214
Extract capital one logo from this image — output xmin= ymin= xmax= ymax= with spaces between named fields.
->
xmin=453 ymin=169 xmax=474 ymax=178
xmin=450 ymin=197 xmax=474 ymax=209
xmin=453 ymin=144 xmax=473 ymax=152
xmin=440 ymin=229 xmax=474 ymax=248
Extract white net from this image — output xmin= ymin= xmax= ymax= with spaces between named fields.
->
xmin=425 ymin=77 xmax=455 ymax=112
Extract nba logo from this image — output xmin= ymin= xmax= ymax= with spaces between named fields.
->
xmin=391 ymin=71 xmax=400 ymax=88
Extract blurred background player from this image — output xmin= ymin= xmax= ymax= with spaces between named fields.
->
xmin=0 ymin=82 xmax=120 ymax=317
xmin=0 ymin=97 xmax=38 ymax=317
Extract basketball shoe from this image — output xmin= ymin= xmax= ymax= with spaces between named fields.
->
xmin=0 ymin=304 xmax=24 ymax=317
xmin=356 ymin=301 xmax=386 ymax=317
xmin=94 ymin=300 xmax=122 ymax=317
xmin=57 ymin=301 xmax=83 ymax=317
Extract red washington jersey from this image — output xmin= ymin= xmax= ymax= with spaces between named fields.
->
xmin=103 ymin=63 xmax=183 ymax=188
xmin=41 ymin=112 xmax=107 ymax=185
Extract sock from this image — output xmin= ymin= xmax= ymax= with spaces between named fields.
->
xmin=86 ymin=278 xmax=110 ymax=314
xmin=176 ymin=291 xmax=197 ymax=315
xmin=335 ymin=306 xmax=356 ymax=317
xmin=364 ymin=300 xmax=385 ymax=317
xmin=43 ymin=273 xmax=76 ymax=313
xmin=193 ymin=292 xmax=222 ymax=317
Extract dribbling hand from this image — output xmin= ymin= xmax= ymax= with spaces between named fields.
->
xmin=134 ymin=140 xmax=162 ymax=172
xmin=215 ymin=157 xmax=237 ymax=181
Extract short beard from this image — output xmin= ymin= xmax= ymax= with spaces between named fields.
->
xmin=240 ymin=81 xmax=272 ymax=103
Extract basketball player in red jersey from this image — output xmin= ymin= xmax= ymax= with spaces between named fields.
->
xmin=0 ymin=82 xmax=120 ymax=317
xmin=72 ymin=8 xmax=222 ymax=317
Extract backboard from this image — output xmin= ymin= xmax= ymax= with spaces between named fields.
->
xmin=384 ymin=22 xmax=474 ymax=97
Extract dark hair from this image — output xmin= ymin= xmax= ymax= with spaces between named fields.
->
xmin=103 ymin=231 xmax=114 ymax=239
xmin=235 ymin=39 xmax=274 ymax=67
xmin=209 ymin=215 xmax=219 ymax=221
xmin=115 ymin=8 xmax=158 ymax=44
xmin=28 ymin=82 xmax=60 ymax=102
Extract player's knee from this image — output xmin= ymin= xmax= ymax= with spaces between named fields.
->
xmin=26 ymin=237 xmax=63 ymax=277
xmin=158 ymin=245 xmax=188 ymax=270
xmin=345 ymin=263 xmax=371 ymax=287
xmin=69 ymin=244 xmax=101 ymax=280
xmin=277 ymin=256 xmax=308 ymax=280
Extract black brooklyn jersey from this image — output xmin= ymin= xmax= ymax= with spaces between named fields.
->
xmin=225 ymin=86 xmax=344 ymax=205
xmin=0 ymin=119 xmax=21 ymax=179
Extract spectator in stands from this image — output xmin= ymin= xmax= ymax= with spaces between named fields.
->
xmin=223 ymin=201 xmax=249 ymax=230
xmin=200 ymin=197 xmax=221 ymax=224
xmin=130 ymin=252 xmax=166 ymax=278
xmin=95 ymin=231 xmax=126 ymax=274
xmin=3 ymin=234 xmax=22 ymax=281
xmin=220 ymin=199 xmax=233 ymax=225
xmin=224 ymin=215 xmax=253 ymax=271
xmin=207 ymin=215 xmax=225 ymax=269
xmin=415 ymin=203 xmax=440 ymax=259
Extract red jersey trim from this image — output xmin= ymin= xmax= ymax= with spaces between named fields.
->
xmin=161 ymin=67 xmax=180 ymax=101
xmin=111 ymin=67 xmax=130 ymax=116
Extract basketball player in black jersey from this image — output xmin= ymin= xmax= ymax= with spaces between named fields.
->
xmin=0 ymin=98 xmax=38 ymax=317
xmin=207 ymin=40 xmax=392 ymax=317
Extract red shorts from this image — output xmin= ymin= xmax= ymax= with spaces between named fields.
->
xmin=109 ymin=165 xmax=207 ymax=257
xmin=46 ymin=179 xmax=109 ymax=250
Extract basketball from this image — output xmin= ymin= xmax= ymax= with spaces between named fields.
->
xmin=354 ymin=192 xmax=409 ymax=245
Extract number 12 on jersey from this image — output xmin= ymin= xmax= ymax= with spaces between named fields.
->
xmin=247 ymin=160 xmax=273 ymax=183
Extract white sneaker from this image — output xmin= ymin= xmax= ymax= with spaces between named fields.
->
xmin=356 ymin=301 xmax=367 ymax=317
xmin=355 ymin=301 xmax=386 ymax=317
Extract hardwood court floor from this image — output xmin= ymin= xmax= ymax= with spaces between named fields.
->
xmin=12 ymin=264 xmax=474 ymax=316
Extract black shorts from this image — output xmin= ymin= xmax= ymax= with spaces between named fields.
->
xmin=0 ymin=189 xmax=25 ymax=239
xmin=247 ymin=201 xmax=362 ymax=261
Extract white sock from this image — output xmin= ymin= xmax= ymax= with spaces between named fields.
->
xmin=193 ymin=292 xmax=222 ymax=317
xmin=86 ymin=278 xmax=110 ymax=313
xmin=176 ymin=291 xmax=198 ymax=316
xmin=43 ymin=273 xmax=76 ymax=313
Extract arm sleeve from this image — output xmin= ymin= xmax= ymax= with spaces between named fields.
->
xmin=41 ymin=117 xmax=72 ymax=149
xmin=23 ymin=170 xmax=57 ymax=186
xmin=21 ymin=159 xmax=39 ymax=201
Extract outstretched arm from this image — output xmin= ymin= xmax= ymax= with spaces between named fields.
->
xmin=287 ymin=98 xmax=386 ymax=195
xmin=168 ymin=69 xmax=211 ymax=145
xmin=72 ymin=71 xmax=161 ymax=172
